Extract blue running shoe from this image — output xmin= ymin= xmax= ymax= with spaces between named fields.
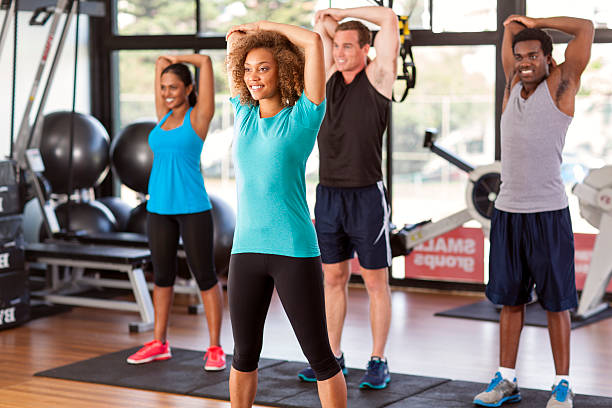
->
xmin=546 ymin=380 xmax=574 ymax=408
xmin=473 ymin=372 xmax=522 ymax=407
xmin=297 ymin=353 xmax=348 ymax=382
xmin=358 ymin=357 xmax=391 ymax=389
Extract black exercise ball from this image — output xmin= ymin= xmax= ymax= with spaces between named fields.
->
xmin=210 ymin=194 xmax=235 ymax=277
xmin=126 ymin=201 xmax=148 ymax=235
xmin=110 ymin=121 xmax=155 ymax=194
xmin=40 ymin=111 xmax=110 ymax=194
xmin=39 ymin=200 xmax=118 ymax=240
xmin=176 ymin=195 xmax=235 ymax=279
xmin=97 ymin=196 xmax=134 ymax=231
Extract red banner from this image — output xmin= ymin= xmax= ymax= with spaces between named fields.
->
xmin=574 ymin=232 xmax=612 ymax=293
xmin=404 ymin=227 xmax=485 ymax=283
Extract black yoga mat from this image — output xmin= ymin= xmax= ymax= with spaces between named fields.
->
xmin=435 ymin=299 xmax=612 ymax=329
xmin=35 ymin=347 xmax=612 ymax=407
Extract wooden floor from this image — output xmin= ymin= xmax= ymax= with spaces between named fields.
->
xmin=1 ymin=285 xmax=612 ymax=407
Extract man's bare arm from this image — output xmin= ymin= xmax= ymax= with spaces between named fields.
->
xmin=535 ymin=16 xmax=594 ymax=81
xmin=501 ymin=17 xmax=526 ymax=88
xmin=313 ymin=13 xmax=338 ymax=77
xmin=344 ymin=6 xmax=399 ymax=97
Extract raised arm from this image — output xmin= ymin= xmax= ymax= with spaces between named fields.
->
xmin=228 ymin=21 xmax=325 ymax=104
xmin=162 ymin=54 xmax=215 ymax=140
xmin=501 ymin=18 xmax=526 ymax=87
xmin=262 ymin=21 xmax=325 ymax=104
xmin=313 ymin=12 xmax=338 ymax=78
xmin=350 ymin=7 xmax=399 ymax=74
xmin=155 ymin=56 xmax=172 ymax=120
xmin=531 ymin=16 xmax=594 ymax=81
xmin=226 ymin=30 xmax=246 ymax=98
xmin=328 ymin=6 xmax=399 ymax=98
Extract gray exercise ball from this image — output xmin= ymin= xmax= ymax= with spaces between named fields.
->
xmin=110 ymin=121 xmax=155 ymax=194
xmin=40 ymin=111 xmax=110 ymax=194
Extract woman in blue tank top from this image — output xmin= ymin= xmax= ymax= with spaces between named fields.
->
xmin=126 ymin=54 xmax=226 ymax=371
xmin=226 ymin=21 xmax=347 ymax=407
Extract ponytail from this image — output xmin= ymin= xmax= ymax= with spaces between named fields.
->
xmin=188 ymin=90 xmax=197 ymax=107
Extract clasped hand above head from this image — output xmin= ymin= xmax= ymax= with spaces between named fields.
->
xmin=226 ymin=21 xmax=266 ymax=40
xmin=503 ymin=14 xmax=537 ymax=29
xmin=159 ymin=55 xmax=178 ymax=65
xmin=314 ymin=8 xmax=346 ymax=24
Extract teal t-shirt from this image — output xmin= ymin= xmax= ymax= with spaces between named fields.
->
xmin=147 ymin=108 xmax=212 ymax=215
xmin=230 ymin=93 xmax=326 ymax=257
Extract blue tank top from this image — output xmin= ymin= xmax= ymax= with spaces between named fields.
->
xmin=147 ymin=107 xmax=212 ymax=215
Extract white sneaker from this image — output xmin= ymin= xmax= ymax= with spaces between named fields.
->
xmin=546 ymin=380 xmax=574 ymax=408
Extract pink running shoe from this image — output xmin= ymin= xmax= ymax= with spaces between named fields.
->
xmin=126 ymin=340 xmax=172 ymax=364
xmin=204 ymin=345 xmax=226 ymax=371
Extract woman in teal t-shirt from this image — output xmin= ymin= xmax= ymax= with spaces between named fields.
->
xmin=226 ymin=21 xmax=347 ymax=407
xmin=126 ymin=54 xmax=225 ymax=371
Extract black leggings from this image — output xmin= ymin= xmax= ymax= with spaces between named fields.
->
xmin=228 ymin=253 xmax=340 ymax=381
xmin=147 ymin=210 xmax=217 ymax=291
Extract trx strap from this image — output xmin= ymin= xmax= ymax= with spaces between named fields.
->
xmin=393 ymin=15 xmax=416 ymax=103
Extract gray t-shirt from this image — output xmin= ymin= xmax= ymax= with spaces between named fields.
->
xmin=495 ymin=80 xmax=573 ymax=213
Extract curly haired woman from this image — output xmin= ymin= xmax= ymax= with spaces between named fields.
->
xmin=226 ymin=21 xmax=347 ymax=408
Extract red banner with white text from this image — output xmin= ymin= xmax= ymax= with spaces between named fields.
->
xmin=404 ymin=227 xmax=485 ymax=283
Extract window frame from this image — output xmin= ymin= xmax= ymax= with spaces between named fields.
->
xmin=92 ymin=0 xmax=612 ymax=289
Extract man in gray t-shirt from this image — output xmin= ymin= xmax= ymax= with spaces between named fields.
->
xmin=473 ymin=16 xmax=593 ymax=408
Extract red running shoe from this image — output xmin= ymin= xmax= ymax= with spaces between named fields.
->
xmin=204 ymin=345 xmax=226 ymax=371
xmin=126 ymin=340 xmax=172 ymax=364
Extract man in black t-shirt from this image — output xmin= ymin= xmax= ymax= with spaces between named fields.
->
xmin=297 ymin=6 xmax=399 ymax=390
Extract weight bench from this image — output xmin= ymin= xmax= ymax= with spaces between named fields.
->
xmin=65 ymin=232 xmax=205 ymax=314
xmin=74 ymin=231 xmax=149 ymax=247
xmin=26 ymin=241 xmax=154 ymax=332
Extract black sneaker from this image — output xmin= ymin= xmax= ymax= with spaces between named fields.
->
xmin=297 ymin=353 xmax=348 ymax=382
xmin=358 ymin=357 xmax=390 ymax=389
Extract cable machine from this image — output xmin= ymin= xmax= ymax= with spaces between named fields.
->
xmin=10 ymin=0 xmax=102 ymax=237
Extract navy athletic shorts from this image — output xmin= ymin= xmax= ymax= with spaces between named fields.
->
xmin=314 ymin=181 xmax=391 ymax=270
xmin=486 ymin=207 xmax=578 ymax=312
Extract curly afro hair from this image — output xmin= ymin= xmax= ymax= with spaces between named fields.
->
xmin=227 ymin=30 xmax=304 ymax=107
xmin=513 ymin=28 xmax=553 ymax=56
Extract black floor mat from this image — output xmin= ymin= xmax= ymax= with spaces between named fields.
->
xmin=387 ymin=380 xmax=612 ymax=407
xmin=435 ymin=299 xmax=612 ymax=329
xmin=35 ymin=347 xmax=612 ymax=407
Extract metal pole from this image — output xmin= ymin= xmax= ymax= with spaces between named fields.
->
xmin=0 ymin=0 xmax=16 ymax=60
xmin=29 ymin=0 xmax=79 ymax=150
xmin=13 ymin=0 xmax=70 ymax=165
xmin=386 ymin=107 xmax=393 ymax=219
